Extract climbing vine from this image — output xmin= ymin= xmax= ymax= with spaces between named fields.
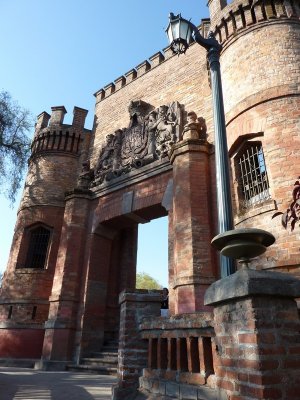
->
xmin=272 ymin=177 xmax=300 ymax=231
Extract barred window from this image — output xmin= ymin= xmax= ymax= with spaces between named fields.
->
xmin=235 ymin=142 xmax=270 ymax=207
xmin=24 ymin=226 xmax=50 ymax=269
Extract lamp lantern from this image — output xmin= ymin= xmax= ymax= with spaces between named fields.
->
xmin=165 ymin=13 xmax=193 ymax=55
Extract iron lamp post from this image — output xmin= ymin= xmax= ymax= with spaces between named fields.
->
xmin=166 ymin=13 xmax=235 ymax=277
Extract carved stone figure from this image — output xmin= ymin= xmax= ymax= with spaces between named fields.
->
xmin=91 ymin=100 xmax=183 ymax=187
xmin=182 ymin=111 xmax=207 ymax=142
xmin=154 ymin=105 xmax=177 ymax=158
xmin=77 ymin=160 xmax=94 ymax=189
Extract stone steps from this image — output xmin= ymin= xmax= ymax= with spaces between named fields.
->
xmin=67 ymin=364 xmax=118 ymax=375
xmin=67 ymin=341 xmax=118 ymax=375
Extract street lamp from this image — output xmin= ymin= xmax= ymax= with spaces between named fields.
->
xmin=166 ymin=13 xmax=236 ymax=277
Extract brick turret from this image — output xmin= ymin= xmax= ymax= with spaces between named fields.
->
xmin=211 ymin=0 xmax=300 ymax=273
xmin=0 ymin=106 xmax=91 ymax=359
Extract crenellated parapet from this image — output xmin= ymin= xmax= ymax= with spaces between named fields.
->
xmin=208 ymin=0 xmax=300 ymax=45
xmin=94 ymin=19 xmax=211 ymax=104
xmin=31 ymin=106 xmax=89 ymax=159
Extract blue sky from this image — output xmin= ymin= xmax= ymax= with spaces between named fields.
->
xmin=0 ymin=0 xmax=209 ymax=286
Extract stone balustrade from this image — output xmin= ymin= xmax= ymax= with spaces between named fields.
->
xmin=140 ymin=313 xmax=216 ymax=386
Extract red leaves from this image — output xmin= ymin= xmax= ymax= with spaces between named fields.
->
xmin=272 ymin=177 xmax=300 ymax=231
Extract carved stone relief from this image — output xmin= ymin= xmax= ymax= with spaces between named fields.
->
xmin=182 ymin=111 xmax=207 ymax=142
xmin=91 ymin=100 xmax=183 ymax=187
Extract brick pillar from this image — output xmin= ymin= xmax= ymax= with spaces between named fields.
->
xmin=36 ymin=194 xmax=91 ymax=370
xmin=169 ymin=139 xmax=216 ymax=313
xmin=112 ymin=290 xmax=161 ymax=400
xmin=49 ymin=106 xmax=67 ymax=126
xmin=104 ymin=226 xmax=138 ymax=341
xmin=205 ymin=268 xmax=300 ymax=400
xmin=118 ymin=226 xmax=138 ymax=291
xmin=168 ymin=209 xmax=175 ymax=315
xmin=78 ymin=230 xmax=114 ymax=357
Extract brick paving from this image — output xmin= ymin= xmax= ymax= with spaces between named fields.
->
xmin=0 ymin=367 xmax=117 ymax=400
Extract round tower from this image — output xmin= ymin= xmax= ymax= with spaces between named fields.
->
xmin=0 ymin=106 xmax=91 ymax=358
xmin=208 ymin=0 xmax=300 ymax=274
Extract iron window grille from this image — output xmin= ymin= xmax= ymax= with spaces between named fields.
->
xmin=24 ymin=226 xmax=50 ymax=268
xmin=236 ymin=142 xmax=270 ymax=208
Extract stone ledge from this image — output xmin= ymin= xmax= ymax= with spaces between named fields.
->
xmin=204 ymin=268 xmax=300 ymax=306
xmin=119 ymin=289 xmax=162 ymax=305
xmin=169 ymin=139 xmax=210 ymax=164
xmin=139 ymin=376 xmax=228 ymax=400
xmin=140 ymin=313 xmax=213 ymax=331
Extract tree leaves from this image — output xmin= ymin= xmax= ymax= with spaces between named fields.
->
xmin=136 ymin=272 xmax=162 ymax=290
xmin=0 ymin=91 xmax=33 ymax=203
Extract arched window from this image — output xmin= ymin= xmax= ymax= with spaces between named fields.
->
xmin=234 ymin=141 xmax=270 ymax=207
xmin=24 ymin=226 xmax=51 ymax=269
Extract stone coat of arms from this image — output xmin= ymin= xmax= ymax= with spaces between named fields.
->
xmin=91 ymin=100 xmax=183 ymax=186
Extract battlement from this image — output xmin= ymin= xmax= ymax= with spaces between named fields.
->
xmin=94 ymin=19 xmax=211 ymax=104
xmin=36 ymin=106 xmax=88 ymax=130
xmin=31 ymin=106 xmax=89 ymax=159
xmin=208 ymin=0 xmax=300 ymax=44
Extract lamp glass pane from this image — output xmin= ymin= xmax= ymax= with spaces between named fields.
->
xmin=171 ymin=20 xmax=180 ymax=41
xmin=186 ymin=24 xmax=193 ymax=44
xmin=179 ymin=19 xmax=190 ymax=42
xmin=166 ymin=24 xmax=174 ymax=44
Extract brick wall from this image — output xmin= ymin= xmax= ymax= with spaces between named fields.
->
xmin=113 ymin=290 xmax=161 ymax=400
xmin=91 ymin=39 xmax=213 ymax=167
xmin=205 ymin=268 xmax=300 ymax=400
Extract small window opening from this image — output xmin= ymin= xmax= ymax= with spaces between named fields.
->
xmin=25 ymin=226 xmax=50 ymax=269
xmin=235 ymin=142 xmax=270 ymax=207
xmin=7 ymin=306 xmax=13 ymax=319
xmin=31 ymin=306 xmax=37 ymax=320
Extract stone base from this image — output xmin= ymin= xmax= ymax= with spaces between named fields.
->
xmin=34 ymin=360 xmax=69 ymax=371
xmin=112 ymin=384 xmax=139 ymax=400
xmin=0 ymin=358 xmax=37 ymax=369
xmin=139 ymin=376 xmax=228 ymax=400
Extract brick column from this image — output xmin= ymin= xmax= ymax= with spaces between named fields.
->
xmin=112 ymin=290 xmax=161 ymax=400
xmin=36 ymin=193 xmax=91 ymax=370
xmin=78 ymin=230 xmax=114 ymax=357
xmin=205 ymin=268 xmax=300 ymax=400
xmin=169 ymin=139 xmax=216 ymax=313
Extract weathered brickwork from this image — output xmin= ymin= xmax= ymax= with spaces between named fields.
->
xmin=91 ymin=39 xmax=214 ymax=167
xmin=112 ymin=290 xmax=161 ymax=399
xmin=0 ymin=6 xmax=299 ymax=400
xmin=205 ymin=269 xmax=300 ymax=400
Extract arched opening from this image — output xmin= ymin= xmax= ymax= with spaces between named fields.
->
xmin=136 ymin=216 xmax=168 ymax=288
xmin=25 ymin=226 xmax=51 ymax=269
xmin=16 ymin=223 xmax=52 ymax=270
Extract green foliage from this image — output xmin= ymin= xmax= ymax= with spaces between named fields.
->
xmin=0 ymin=91 xmax=33 ymax=203
xmin=136 ymin=272 xmax=162 ymax=290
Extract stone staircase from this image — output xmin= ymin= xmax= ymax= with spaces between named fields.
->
xmin=67 ymin=340 xmax=118 ymax=375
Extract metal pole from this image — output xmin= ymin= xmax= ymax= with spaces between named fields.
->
xmin=207 ymin=46 xmax=235 ymax=277
xmin=167 ymin=16 xmax=236 ymax=277
xmin=189 ymin=28 xmax=236 ymax=276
